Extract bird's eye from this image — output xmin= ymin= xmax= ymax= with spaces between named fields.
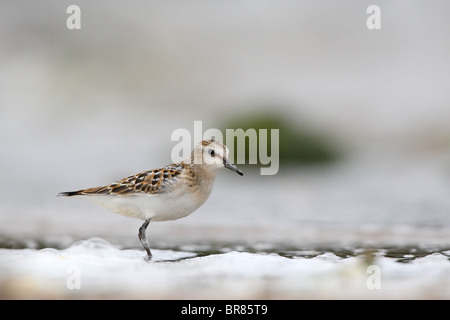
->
xmin=208 ymin=149 xmax=215 ymax=157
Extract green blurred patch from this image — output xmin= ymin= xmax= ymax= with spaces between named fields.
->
xmin=221 ymin=111 xmax=340 ymax=168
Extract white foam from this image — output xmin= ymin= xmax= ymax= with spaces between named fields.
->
xmin=1 ymin=240 xmax=449 ymax=299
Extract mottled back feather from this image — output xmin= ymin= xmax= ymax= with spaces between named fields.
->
xmin=59 ymin=164 xmax=184 ymax=197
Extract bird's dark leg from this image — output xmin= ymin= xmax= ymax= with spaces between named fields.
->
xmin=138 ymin=218 xmax=152 ymax=261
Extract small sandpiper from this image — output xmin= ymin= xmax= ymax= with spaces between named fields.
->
xmin=59 ymin=139 xmax=243 ymax=261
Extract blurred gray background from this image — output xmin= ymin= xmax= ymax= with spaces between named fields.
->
xmin=1 ymin=1 xmax=450 ymax=249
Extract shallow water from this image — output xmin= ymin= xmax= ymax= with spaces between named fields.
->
xmin=3 ymin=236 xmax=449 ymax=264
xmin=1 ymin=237 xmax=450 ymax=299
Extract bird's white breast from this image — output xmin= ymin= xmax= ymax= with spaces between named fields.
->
xmin=85 ymin=182 xmax=213 ymax=222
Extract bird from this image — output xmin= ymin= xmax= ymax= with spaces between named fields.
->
xmin=59 ymin=139 xmax=243 ymax=260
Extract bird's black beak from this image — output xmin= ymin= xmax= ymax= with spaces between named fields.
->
xmin=223 ymin=159 xmax=243 ymax=176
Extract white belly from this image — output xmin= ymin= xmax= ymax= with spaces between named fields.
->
xmin=85 ymin=186 xmax=211 ymax=222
